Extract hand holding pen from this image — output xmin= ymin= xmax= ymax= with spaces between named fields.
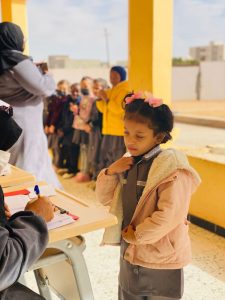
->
xmin=25 ymin=185 xmax=55 ymax=222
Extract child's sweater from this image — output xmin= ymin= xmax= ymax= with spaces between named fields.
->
xmin=96 ymin=148 xmax=201 ymax=269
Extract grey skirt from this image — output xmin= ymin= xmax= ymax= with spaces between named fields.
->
xmin=119 ymin=241 xmax=183 ymax=299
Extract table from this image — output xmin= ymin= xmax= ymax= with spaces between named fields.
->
xmin=3 ymin=182 xmax=117 ymax=300
xmin=0 ymin=165 xmax=36 ymax=188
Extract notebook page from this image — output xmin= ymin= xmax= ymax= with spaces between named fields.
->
xmin=4 ymin=195 xmax=75 ymax=229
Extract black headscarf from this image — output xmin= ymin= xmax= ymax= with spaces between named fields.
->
xmin=0 ymin=22 xmax=29 ymax=75
xmin=0 ymin=103 xmax=22 ymax=151
xmin=0 ymin=102 xmax=22 ymax=226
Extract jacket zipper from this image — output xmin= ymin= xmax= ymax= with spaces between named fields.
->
xmin=130 ymin=172 xmax=178 ymax=223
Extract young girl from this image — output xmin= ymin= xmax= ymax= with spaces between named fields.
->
xmin=85 ymin=78 xmax=108 ymax=184
xmin=96 ymin=93 xmax=201 ymax=300
xmin=73 ymin=76 xmax=94 ymax=182
xmin=45 ymin=79 xmax=69 ymax=168
xmin=96 ymin=66 xmax=130 ymax=169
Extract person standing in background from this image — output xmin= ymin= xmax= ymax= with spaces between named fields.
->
xmin=96 ymin=66 xmax=130 ymax=170
xmin=85 ymin=78 xmax=108 ymax=188
xmin=57 ymin=83 xmax=81 ymax=179
xmin=73 ymin=76 xmax=94 ymax=182
xmin=0 ymin=21 xmax=60 ymax=187
xmin=45 ymin=79 xmax=69 ymax=168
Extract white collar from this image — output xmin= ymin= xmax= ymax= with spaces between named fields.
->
xmin=143 ymin=145 xmax=161 ymax=160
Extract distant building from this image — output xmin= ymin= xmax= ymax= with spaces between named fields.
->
xmin=189 ymin=41 xmax=225 ymax=62
xmin=116 ymin=60 xmax=128 ymax=68
xmin=48 ymin=55 xmax=69 ymax=68
xmin=48 ymin=55 xmax=103 ymax=69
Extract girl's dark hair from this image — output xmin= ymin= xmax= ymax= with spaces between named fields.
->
xmin=123 ymin=93 xmax=174 ymax=144
xmin=93 ymin=78 xmax=108 ymax=89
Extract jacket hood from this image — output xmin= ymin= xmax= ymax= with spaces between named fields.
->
xmin=144 ymin=148 xmax=201 ymax=194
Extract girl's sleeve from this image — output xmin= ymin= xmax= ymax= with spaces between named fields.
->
xmin=12 ymin=59 xmax=56 ymax=97
xmin=96 ymin=169 xmax=120 ymax=206
xmin=96 ymin=99 xmax=106 ymax=113
xmin=108 ymin=88 xmax=129 ymax=116
xmin=0 ymin=211 xmax=48 ymax=291
xmin=134 ymin=170 xmax=193 ymax=244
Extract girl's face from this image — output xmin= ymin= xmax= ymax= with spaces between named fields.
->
xmin=71 ymin=86 xmax=80 ymax=98
xmin=93 ymin=82 xmax=102 ymax=96
xmin=110 ymin=70 xmax=121 ymax=87
xmin=58 ymin=83 xmax=69 ymax=94
xmin=124 ymin=119 xmax=161 ymax=156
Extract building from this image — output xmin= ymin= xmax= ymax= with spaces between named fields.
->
xmin=48 ymin=55 xmax=103 ymax=69
xmin=189 ymin=41 xmax=225 ymax=62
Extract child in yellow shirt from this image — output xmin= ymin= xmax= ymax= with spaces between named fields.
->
xmin=96 ymin=66 xmax=130 ymax=169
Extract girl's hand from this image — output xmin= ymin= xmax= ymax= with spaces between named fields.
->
xmin=4 ymin=203 xmax=11 ymax=219
xmin=122 ymin=225 xmax=136 ymax=243
xmin=70 ymin=103 xmax=79 ymax=114
xmin=49 ymin=125 xmax=55 ymax=134
xmin=44 ymin=126 xmax=49 ymax=134
xmin=107 ymin=157 xmax=133 ymax=175
xmin=98 ymin=90 xmax=108 ymax=102
xmin=83 ymin=124 xmax=92 ymax=133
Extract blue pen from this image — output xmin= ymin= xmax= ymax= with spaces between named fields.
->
xmin=34 ymin=185 xmax=40 ymax=198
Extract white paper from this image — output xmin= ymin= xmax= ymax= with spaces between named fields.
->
xmin=0 ymin=150 xmax=11 ymax=176
xmin=47 ymin=213 xmax=74 ymax=230
xmin=5 ymin=195 xmax=75 ymax=230
xmin=28 ymin=185 xmax=57 ymax=199
xmin=5 ymin=195 xmax=30 ymax=215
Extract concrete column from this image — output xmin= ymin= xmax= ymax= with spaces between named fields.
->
xmin=0 ymin=0 xmax=29 ymax=53
xmin=128 ymin=0 xmax=173 ymax=104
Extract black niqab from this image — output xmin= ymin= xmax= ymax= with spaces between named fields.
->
xmin=0 ymin=102 xmax=22 ymax=226
xmin=0 ymin=22 xmax=28 ymax=74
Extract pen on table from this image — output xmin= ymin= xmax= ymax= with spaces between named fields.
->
xmin=55 ymin=205 xmax=68 ymax=214
xmin=55 ymin=205 xmax=79 ymax=220
xmin=34 ymin=186 xmax=65 ymax=213
xmin=33 ymin=185 xmax=79 ymax=220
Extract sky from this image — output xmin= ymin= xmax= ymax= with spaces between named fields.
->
xmin=27 ymin=0 xmax=225 ymax=62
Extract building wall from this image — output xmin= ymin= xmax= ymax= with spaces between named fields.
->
xmin=200 ymin=61 xmax=225 ymax=100
xmin=172 ymin=66 xmax=199 ymax=101
xmin=189 ymin=42 xmax=225 ymax=62
xmin=172 ymin=62 xmax=225 ymax=101
xmin=50 ymin=62 xmax=225 ymax=101
xmin=50 ymin=67 xmax=110 ymax=85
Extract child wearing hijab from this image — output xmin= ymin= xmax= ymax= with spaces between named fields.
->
xmin=96 ymin=66 xmax=130 ymax=169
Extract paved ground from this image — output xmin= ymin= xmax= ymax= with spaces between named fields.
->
xmin=174 ymin=123 xmax=225 ymax=148
xmin=171 ymin=100 xmax=225 ymax=118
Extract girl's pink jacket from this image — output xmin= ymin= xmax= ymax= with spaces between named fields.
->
xmin=96 ymin=149 xmax=201 ymax=269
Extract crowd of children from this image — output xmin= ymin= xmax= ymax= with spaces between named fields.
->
xmin=44 ymin=66 xmax=130 ymax=185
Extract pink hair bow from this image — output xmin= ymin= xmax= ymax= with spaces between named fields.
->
xmin=144 ymin=97 xmax=163 ymax=107
xmin=125 ymin=92 xmax=143 ymax=104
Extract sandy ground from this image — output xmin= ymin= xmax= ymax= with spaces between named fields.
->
xmin=171 ymin=100 xmax=225 ymax=118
